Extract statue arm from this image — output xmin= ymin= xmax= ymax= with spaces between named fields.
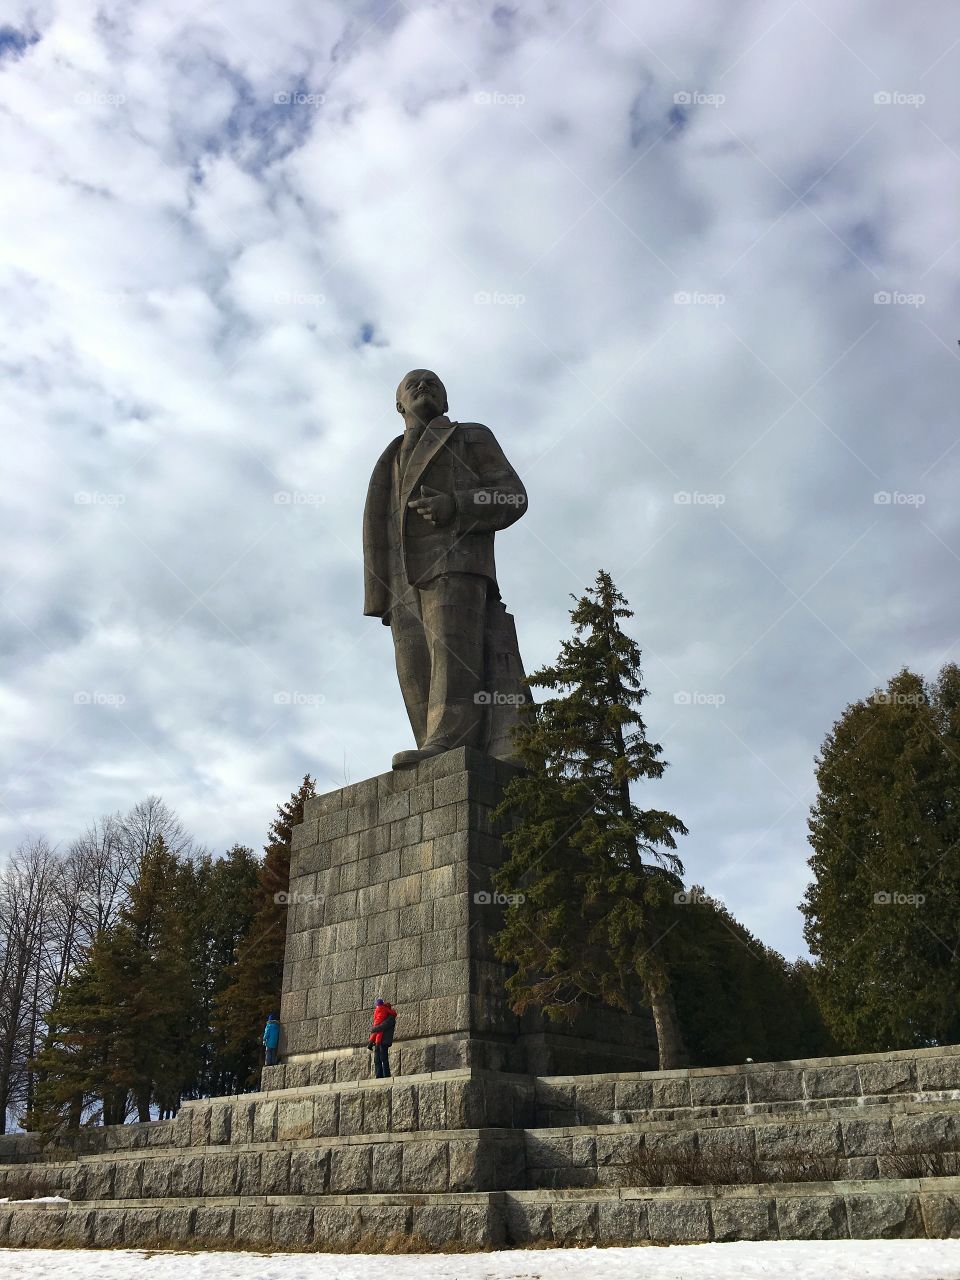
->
xmin=453 ymin=426 xmax=527 ymax=533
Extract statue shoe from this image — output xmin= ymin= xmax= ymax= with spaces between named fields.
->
xmin=391 ymin=742 xmax=450 ymax=770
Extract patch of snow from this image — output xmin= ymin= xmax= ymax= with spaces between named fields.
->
xmin=0 ymin=1195 xmax=70 ymax=1204
xmin=1 ymin=1243 xmax=960 ymax=1279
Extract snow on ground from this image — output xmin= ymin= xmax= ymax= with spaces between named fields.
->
xmin=0 ymin=1196 xmax=70 ymax=1203
xmin=3 ymin=1243 xmax=960 ymax=1280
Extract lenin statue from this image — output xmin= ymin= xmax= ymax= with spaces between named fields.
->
xmin=363 ymin=370 xmax=529 ymax=769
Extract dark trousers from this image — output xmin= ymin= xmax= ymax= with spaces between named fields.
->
xmin=389 ymin=573 xmax=488 ymax=751
xmin=373 ymin=1044 xmax=391 ymax=1078
xmin=264 ymin=1046 xmax=277 ymax=1066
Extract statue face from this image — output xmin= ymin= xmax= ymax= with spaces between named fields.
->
xmin=396 ymin=369 xmax=447 ymax=424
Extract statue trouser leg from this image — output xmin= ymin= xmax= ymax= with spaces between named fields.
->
xmin=419 ymin=573 xmax=488 ymax=750
xmin=390 ymin=587 xmax=431 ymax=747
xmin=390 ymin=573 xmax=488 ymax=754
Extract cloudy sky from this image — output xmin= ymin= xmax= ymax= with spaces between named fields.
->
xmin=1 ymin=0 xmax=958 ymax=960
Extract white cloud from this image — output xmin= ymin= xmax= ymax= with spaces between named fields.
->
xmin=2 ymin=0 xmax=959 ymax=961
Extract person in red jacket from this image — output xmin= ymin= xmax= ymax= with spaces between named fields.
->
xmin=368 ymin=998 xmax=397 ymax=1078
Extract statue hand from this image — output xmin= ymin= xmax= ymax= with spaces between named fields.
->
xmin=409 ymin=485 xmax=455 ymax=527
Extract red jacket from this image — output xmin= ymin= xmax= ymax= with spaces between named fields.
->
xmin=369 ymin=1003 xmax=397 ymax=1047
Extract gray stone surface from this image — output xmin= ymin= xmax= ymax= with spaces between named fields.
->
xmin=648 ymin=1198 xmax=711 ymax=1243
xmin=279 ymin=751 xmax=657 ymax=1074
xmin=711 ymin=1196 xmax=777 ymax=1241
xmin=776 ymin=1194 xmax=849 ymax=1239
xmin=846 ymin=1192 xmax=924 ymax=1238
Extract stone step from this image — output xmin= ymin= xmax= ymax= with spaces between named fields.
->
xmin=11 ymin=1069 xmax=957 ymax=1174
xmin=4 ymin=1177 xmax=960 ymax=1248
xmin=531 ymin=1046 xmax=960 ymax=1125
xmin=0 ymin=1128 xmax=526 ymax=1200
xmin=4 ymin=1102 xmax=958 ymax=1204
xmin=524 ymin=1103 xmax=960 ymax=1189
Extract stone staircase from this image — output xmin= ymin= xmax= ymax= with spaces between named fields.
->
xmin=2 ymin=1044 xmax=960 ymax=1249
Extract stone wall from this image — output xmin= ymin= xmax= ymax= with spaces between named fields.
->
xmin=3 ymin=1181 xmax=960 ymax=1249
xmin=280 ymin=748 xmax=657 ymax=1075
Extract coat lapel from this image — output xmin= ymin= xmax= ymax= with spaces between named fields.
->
xmin=398 ymin=415 xmax=458 ymax=514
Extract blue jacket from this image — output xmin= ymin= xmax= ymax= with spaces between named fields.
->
xmin=262 ymin=1018 xmax=280 ymax=1050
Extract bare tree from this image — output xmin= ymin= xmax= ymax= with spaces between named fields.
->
xmin=0 ymin=837 xmax=59 ymax=1132
xmin=68 ymin=814 xmax=129 ymax=942
xmin=1 ymin=795 xmax=196 ymax=1133
xmin=117 ymin=797 xmax=193 ymax=874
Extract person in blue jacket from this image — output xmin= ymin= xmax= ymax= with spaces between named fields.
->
xmin=262 ymin=1012 xmax=281 ymax=1066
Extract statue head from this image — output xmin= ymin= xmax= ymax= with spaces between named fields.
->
xmin=396 ymin=369 xmax=448 ymax=427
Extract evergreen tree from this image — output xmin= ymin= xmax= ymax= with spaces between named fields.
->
xmin=664 ymin=888 xmax=834 ymax=1065
xmin=214 ymin=776 xmax=315 ymax=1086
xmin=189 ymin=846 xmax=259 ymax=1097
xmin=27 ymin=938 xmax=116 ymax=1135
xmin=493 ymin=571 xmax=688 ymax=1068
xmin=802 ymin=664 xmax=960 ymax=1051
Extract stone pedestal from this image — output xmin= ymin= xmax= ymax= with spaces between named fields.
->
xmin=278 ymin=747 xmax=658 ymax=1078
